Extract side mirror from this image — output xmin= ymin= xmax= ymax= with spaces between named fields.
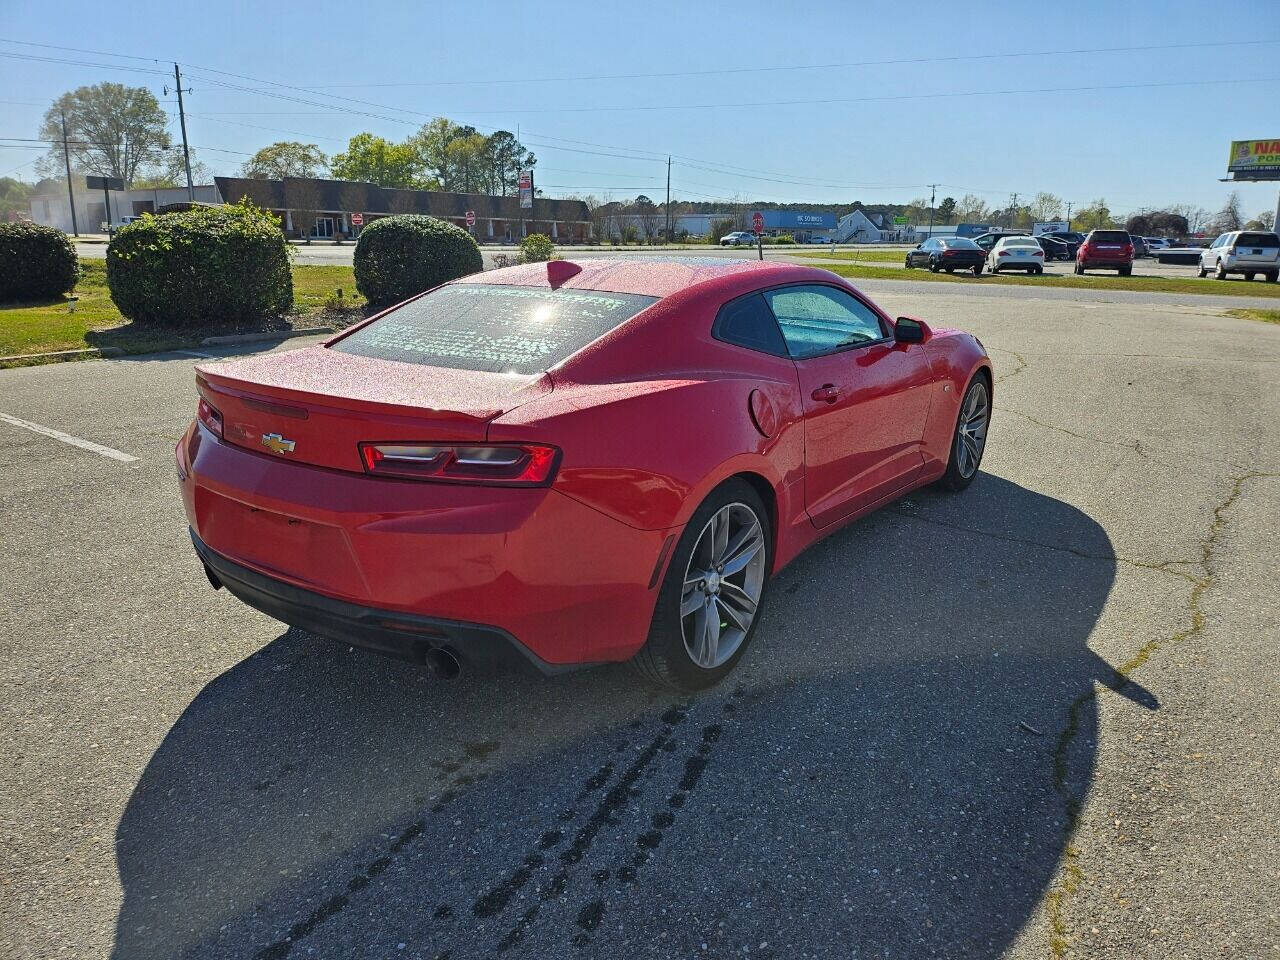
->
xmin=894 ymin=317 xmax=927 ymax=344
xmin=914 ymin=244 xmax=922 ymax=250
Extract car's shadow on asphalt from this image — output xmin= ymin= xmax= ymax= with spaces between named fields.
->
xmin=112 ymin=474 xmax=1153 ymax=959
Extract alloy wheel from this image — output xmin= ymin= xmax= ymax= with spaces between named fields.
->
xmin=955 ymin=381 xmax=990 ymax=479
xmin=680 ymin=503 xmax=767 ymax=669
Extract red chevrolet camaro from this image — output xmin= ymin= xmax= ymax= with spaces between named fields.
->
xmin=178 ymin=258 xmax=992 ymax=690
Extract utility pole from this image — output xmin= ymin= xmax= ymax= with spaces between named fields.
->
xmin=170 ymin=63 xmax=195 ymax=201
xmin=60 ymin=110 xmax=78 ymax=236
xmin=926 ymin=183 xmax=938 ymax=239
xmin=665 ymin=156 xmax=671 ymax=244
xmin=1065 ymin=201 xmax=1073 ymax=231
xmin=1007 ymin=192 xmax=1020 ymax=229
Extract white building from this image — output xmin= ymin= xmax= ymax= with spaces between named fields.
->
xmin=28 ymin=184 xmax=221 ymax=234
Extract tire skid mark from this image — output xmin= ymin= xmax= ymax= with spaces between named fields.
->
xmin=572 ymin=686 xmax=746 ymax=948
xmin=252 ymin=748 xmax=490 ymax=960
xmin=488 ymin=703 xmax=692 ymax=952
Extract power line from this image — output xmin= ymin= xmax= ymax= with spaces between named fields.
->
xmin=286 ymin=39 xmax=1280 ymax=88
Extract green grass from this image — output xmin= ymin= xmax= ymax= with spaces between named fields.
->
xmin=1 ymin=260 xmax=364 ymax=364
xmin=791 ymin=249 xmax=907 ymax=263
xmin=817 ymin=262 xmax=1280 ymax=297
xmin=1224 ymin=308 xmax=1280 ymax=324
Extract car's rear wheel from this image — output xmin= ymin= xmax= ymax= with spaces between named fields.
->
xmin=929 ymin=259 xmax=940 ymax=273
xmin=936 ymin=375 xmax=990 ymax=493
xmin=1245 ymin=272 xmax=1256 ymax=281
xmin=1215 ymin=260 xmax=1227 ymax=279
xmin=1267 ymin=271 xmax=1278 ymax=283
xmin=1075 ymin=263 xmax=1084 ymax=275
xmin=972 ymin=264 xmax=982 ymax=277
xmin=1119 ymin=266 xmax=1131 ymax=276
xmin=1198 ymin=265 xmax=1207 ymax=278
xmin=632 ymin=479 xmax=771 ymax=691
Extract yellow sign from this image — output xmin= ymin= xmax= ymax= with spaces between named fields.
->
xmin=1228 ymin=139 xmax=1280 ymax=179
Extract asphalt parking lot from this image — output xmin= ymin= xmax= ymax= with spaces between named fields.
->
xmin=2 ymin=277 xmax=1277 ymax=959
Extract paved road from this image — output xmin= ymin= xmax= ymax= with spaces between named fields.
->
xmin=2 ymin=282 xmax=1277 ymax=959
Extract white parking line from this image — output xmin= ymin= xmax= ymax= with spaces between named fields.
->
xmin=173 ymin=350 xmax=215 ymax=359
xmin=0 ymin=412 xmax=139 ymax=463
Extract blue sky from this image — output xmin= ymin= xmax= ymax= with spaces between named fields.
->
xmin=2 ymin=0 xmax=1278 ymax=217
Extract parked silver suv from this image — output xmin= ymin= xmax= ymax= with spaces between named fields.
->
xmin=1198 ymin=231 xmax=1280 ymax=282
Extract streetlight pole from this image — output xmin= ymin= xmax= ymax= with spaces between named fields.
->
xmin=1065 ymin=201 xmax=1073 ymax=232
xmin=926 ymin=183 xmax=938 ymax=239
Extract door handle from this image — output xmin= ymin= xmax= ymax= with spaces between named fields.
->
xmin=811 ymin=384 xmax=841 ymax=403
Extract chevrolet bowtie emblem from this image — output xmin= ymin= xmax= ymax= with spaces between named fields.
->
xmin=261 ymin=433 xmax=296 ymax=455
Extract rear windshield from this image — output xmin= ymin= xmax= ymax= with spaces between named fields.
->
xmin=1236 ymin=232 xmax=1279 ymax=248
xmin=1003 ymin=237 xmax=1039 ymax=246
xmin=1091 ymin=231 xmax=1130 ymax=242
xmin=331 ymin=284 xmax=658 ymax=374
xmin=941 ymin=238 xmax=980 ymax=249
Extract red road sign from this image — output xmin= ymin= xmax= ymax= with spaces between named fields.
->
xmin=351 ymin=212 xmax=364 ymax=226
xmin=465 ymin=210 xmax=476 ymax=227
xmin=752 ymin=211 xmax=764 ymax=234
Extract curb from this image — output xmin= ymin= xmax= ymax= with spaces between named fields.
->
xmin=0 ymin=346 xmax=124 ymax=367
xmin=200 ymin=327 xmax=335 ymax=346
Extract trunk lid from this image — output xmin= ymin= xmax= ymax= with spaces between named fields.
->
xmin=196 ymin=346 xmax=550 ymax=473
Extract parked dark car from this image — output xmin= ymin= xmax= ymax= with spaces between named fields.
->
xmin=1130 ymin=235 xmax=1149 ymax=259
xmin=972 ymin=231 xmax=1030 ymax=254
xmin=1075 ymin=230 xmax=1134 ymax=275
xmin=905 ymin=237 xmax=986 ymax=275
xmin=1034 ymin=235 xmax=1071 ymax=261
xmin=1043 ymin=231 xmax=1085 ymax=257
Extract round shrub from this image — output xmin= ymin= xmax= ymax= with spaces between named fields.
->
xmin=353 ymin=215 xmax=482 ymax=307
xmin=519 ymin=233 xmax=554 ymax=263
xmin=106 ymin=202 xmax=292 ymax=327
xmin=0 ymin=221 xmax=78 ymax=303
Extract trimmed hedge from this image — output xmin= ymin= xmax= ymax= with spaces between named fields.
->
xmin=354 ymin=215 xmax=483 ymax=307
xmin=106 ymin=202 xmax=292 ymax=327
xmin=519 ymin=233 xmax=554 ymax=263
xmin=0 ymin=221 xmax=79 ymax=303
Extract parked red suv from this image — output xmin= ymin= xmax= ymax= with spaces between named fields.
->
xmin=1075 ymin=230 xmax=1134 ymax=276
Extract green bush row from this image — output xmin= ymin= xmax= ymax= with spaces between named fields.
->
xmin=0 ymin=221 xmax=79 ymax=303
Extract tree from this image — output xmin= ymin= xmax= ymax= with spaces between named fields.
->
xmin=0 ymin=177 xmax=35 ymax=219
xmin=953 ymin=194 xmax=992 ymax=224
xmin=1169 ymin=203 xmax=1209 ymax=235
xmin=903 ymin=196 xmax=931 ymax=224
xmin=38 ymin=83 xmax=171 ymax=185
xmin=243 ymin=142 xmax=328 ymax=180
xmin=484 ymin=130 xmax=536 ymax=197
xmin=1075 ymin=198 xmax=1114 ymax=231
xmin=937 ymin=196 xmax=957 ymax=224
xmin=1029 ymin=192 xmax=1063 ymax=222
xmin=284 ymin=178 xmax=322 ymax=243
xmin=1210 ymin=192 xmax=1242 ymax=233
xmin=130 ymin=148 xmax=210 ymax=189
xmin=330 ymin=133 xmax=424 ymax=188
xmin=444 ymin=132 xmax=490 ymax=193
xmin=634 ymin=195 xmax=660 ymax=241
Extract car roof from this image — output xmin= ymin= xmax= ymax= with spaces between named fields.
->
xmin=455 ymin=257 xmax=823 ymax=298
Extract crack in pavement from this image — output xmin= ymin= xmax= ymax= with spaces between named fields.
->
xmin=996 ymin=406 xmax=1152 ymax=461
xmin=990 ymin=347 xmax=1028 ymax=384
xmin=1043 ymin=470 xmax=1278 ymax=959
xmin=888 ymin=507 xmax=1201 ymax=585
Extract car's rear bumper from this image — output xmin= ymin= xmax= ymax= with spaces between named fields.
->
xmin=1079 ymin=258 xmax=1131 ymax=268
xmin=177 ymin=422 xmax=675 ymax=666
xmin=191 ymin=529 xmax=570 ymax=674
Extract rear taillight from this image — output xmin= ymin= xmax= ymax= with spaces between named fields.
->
xmin=942 ymin=249 xmax=956 ymax=256
xmin=1033 ymin=249 xmax=1043 ymax=256
xmin=998 ymin=250 xmax=1010 ymax=257
xmin=197 ymin=397 xmax=223 ymax=438
xmin=1123 ymin=244 xmax=1133 ymax=256
xmin=359 ymin=442 xmax=560 ymax=486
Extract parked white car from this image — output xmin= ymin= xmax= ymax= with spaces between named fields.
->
xmin=1198 ymin=231 xmax=1280 ymax=281
xmin=1144 ymin=237 xmax=1172 ymax=251
xmin=988 ymin=235 xmax=1045 ymax=274
xmin=720 ymin=231 xmax=756 ymax=247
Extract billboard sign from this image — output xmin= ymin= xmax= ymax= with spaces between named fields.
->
xmin=1227 ymin=139 xmax=1280 ymax=180
xmin=518 ymin=170 xmax=534 ymax=209
xmin=86 ymin=175 xmax=125 ymax=191
xmin=1033 ymin=221 xmax=1068 ymax=236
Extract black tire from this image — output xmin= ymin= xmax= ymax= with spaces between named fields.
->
xmin=944 ymin=267 xmax=954 ymax=273
xmin=1034 ymin=266 xmax=1043 ymax=275
xmin=990 ymin=265 xmax=999 ymax=275
xmin=1075 ymin=263 xmax=1084 ymax=275
xmin=1119 ymin=266 xmax=1131 ymax=277
xmin=929 ymin=259 xmax=940 ymax=273
xmin=1245 ymin=272 xmax=1255 ymax=281
xmin=936 ymin=374 xmax=991 ymax=493
xmin=972 ymin=264 xmax=982 ymax=277
xmin=904 ymin=258 xmax=914 ymax=269
xmin=631 ymin=479 xmax=772 ymax=691
xmin=1267 ymin=271 xmax=1278 ymax=283
xmin=1197 ymin=265 xmax=1207 ymax=278
xmin=1215 ymin=260 xmax=1227 ymax=280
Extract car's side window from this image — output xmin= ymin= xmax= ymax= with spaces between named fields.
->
xmin=762 ymin=285 xmax=886 ymax=359
xmin=712 ymin=292 xmax=788 ymax=357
